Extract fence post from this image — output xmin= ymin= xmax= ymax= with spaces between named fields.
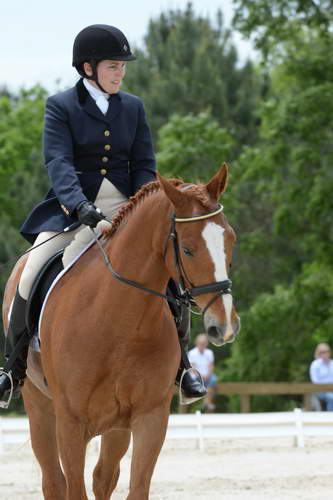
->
xmin=294 ymin=408 xmax=305 ymax=448
xmin=241 ymin=394 xmax=251 ymax=413
xmin=303 ymin=393 xmax=312 ymax=411
xmin=195 ymin=411 xmax=204 ymax=451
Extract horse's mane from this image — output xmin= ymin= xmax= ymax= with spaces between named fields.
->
xmin=102 ymin=178 xmax=213 ymax=239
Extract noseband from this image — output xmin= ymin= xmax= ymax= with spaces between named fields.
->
xmin=93 ymin=203 xmax=232 ymax=316
xmin=170 ymin=204 xmax=232 ymax=316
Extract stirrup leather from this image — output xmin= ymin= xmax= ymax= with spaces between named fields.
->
xmin=0 ymin=369 xmax=14 ymax=409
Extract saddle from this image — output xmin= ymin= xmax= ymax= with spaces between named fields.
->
xmin=26 ymin=250 xmax=64 ymax=341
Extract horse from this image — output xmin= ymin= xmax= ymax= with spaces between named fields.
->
xmin=2 ymin=164 xmax=240 ymax=499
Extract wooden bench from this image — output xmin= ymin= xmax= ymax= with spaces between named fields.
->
xmin=217 ymin=383 xmax=333 ymax=412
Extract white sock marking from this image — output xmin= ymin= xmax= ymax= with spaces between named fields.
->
xmin=202 ymin=222 xmax=233 ymax=332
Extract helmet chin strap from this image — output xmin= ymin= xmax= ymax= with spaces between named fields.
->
xmin=86 ymin=59 xmax=109 ymax=94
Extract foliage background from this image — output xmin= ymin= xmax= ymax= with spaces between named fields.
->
xmin=1 ymin=2 xmax=332 ymax=413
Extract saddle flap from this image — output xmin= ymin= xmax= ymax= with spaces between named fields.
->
xmin=26 ymin=250 xmax=64 ymax=335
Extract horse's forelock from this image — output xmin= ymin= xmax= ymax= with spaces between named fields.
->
xmin=181 ymin=184 xmax=217 ymax=211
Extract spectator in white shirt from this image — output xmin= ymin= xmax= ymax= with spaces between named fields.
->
xmin=188 ymin=334 xmax=218 ymax=411
xmin=309 ymin=343 xmax=333 ymax=411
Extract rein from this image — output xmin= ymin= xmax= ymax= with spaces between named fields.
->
xmin=92 ymin=233 xmax=188 ymax=308
xmin=92 ymin=203 xmax=232 ymax=316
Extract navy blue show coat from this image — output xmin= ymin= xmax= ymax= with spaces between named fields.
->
xmin=21 ymin=78 xmax=156 ymax=243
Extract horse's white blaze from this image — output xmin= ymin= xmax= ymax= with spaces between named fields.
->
xmin=8 ymin=298 xmax=14 ymax=323
xmin=202 ymin=222 xmax=233 ymax=333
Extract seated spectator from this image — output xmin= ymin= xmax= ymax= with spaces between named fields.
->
xmin=309 ymin=343 xmax=333 ymax=411
xmin=188 ymin=334 xmax=218 ymax=412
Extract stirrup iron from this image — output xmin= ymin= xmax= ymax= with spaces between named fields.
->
xmin=178 ymin=367 xmax=205 ymax=405
xmin=0 ymin=369 xmax=14 ymax=409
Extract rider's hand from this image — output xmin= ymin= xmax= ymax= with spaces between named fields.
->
xmin=76 ymin=201 xmax=105 ymax=228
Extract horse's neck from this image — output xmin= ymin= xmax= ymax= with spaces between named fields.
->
xmin=107 ymin=192 xmax=172 ymax=290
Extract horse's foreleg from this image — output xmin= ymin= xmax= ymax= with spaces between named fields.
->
xmin=23 ymin=379 xmax=66 ymax=500
xmin=93 ymin=429 xmax=131 ymax=499
xmin=127 ymin=403 xmax=170 ymax=500
xmin=55 ymin=408 xmax=89 ymax=500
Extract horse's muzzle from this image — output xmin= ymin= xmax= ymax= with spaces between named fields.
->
xmin=204 ymin=315 xmax=241 ymax=346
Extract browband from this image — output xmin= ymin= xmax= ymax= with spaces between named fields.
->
xmin=174 ymin=204 xmax=223 ymax=223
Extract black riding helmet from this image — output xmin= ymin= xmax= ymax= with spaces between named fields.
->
xmin=72 ymin=24 xmax=136 ymax=92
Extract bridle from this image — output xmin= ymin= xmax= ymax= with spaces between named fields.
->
xmin=169 ymin=204 xmax=232 ymax=316
xmin=92 ymin=203 xmax=232 ymax=316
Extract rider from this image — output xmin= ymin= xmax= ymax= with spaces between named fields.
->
xmin=0 ymin=24 xmax=206 ymax=406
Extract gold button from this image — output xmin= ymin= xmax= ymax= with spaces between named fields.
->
xmin=104 ymin=130 xmax=110 ymax=136
xmin=104 ymin=144 xmax=111 ymax=151
xmin=102 ymin=156 xmax=109 ymax=163
xmin=100 ymin=169 xmax=107 ymax=175
xmin=61 ymin=204 xmax=69 ymax=215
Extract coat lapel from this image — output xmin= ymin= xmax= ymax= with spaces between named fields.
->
xmin=76 ymin=78 xmax=122 ymax=124
xmin=105 ymin=94 xmax=122 ymax=123
xmin=83 ymin=96 xmax=110 ymax=124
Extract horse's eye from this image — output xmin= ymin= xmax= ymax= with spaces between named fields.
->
xmin=183 ymin=247 xmax=194 ymax=257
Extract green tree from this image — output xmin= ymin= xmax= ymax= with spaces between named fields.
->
xmin=0 ymin=86 xmax=48 ymax=222
xmin=233 ymin=0 xmax=333 ymax=58
xmin=124 ymin=2 xmax=260 ymax=149
xmin=217 ymin=0 xmax=333 ymax=409
xmin=157 ymin=112 xmax=234 ymax=180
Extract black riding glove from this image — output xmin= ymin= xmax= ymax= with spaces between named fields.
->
xmin=76 ymin=201 xmax=105 ymax=228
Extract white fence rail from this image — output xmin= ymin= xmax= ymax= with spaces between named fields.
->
xmin=168 ymin=409 xmax=333 ymax=449
xmin=1 ymin=409 xmax=333 ymax=453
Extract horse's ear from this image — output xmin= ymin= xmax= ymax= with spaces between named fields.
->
xmin=158 ymin=173 xmax=187 ymax=210
xmin=206 ymin=163 xmax=229 ymax=201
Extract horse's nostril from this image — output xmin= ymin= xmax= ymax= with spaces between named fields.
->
xmin=207 ymin=325 xmax=225 ymax=346
xmin=207 ymin=326 xmax=220 ymax=339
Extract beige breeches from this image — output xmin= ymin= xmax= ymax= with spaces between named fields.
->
xmin=18 ymin=180 xmax=128 ymax=300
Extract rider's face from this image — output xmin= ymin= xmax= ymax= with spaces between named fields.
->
xmin=83 ymin=60 xmax=126 ymax=93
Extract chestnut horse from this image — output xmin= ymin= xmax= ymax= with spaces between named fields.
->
xmin=2 ymin=164 xmax=240 ymax=499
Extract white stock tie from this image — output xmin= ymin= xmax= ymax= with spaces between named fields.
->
xmin=96 ymin=95 xmax=109 ymax=115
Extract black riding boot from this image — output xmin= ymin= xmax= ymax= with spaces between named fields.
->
xmin=168 ymin=281 xmax=207 ymax=403
xmin=0 ymin=289 xmax=30 ymax=406
xmin=175 ymin=306 xmax=207 ymax=403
